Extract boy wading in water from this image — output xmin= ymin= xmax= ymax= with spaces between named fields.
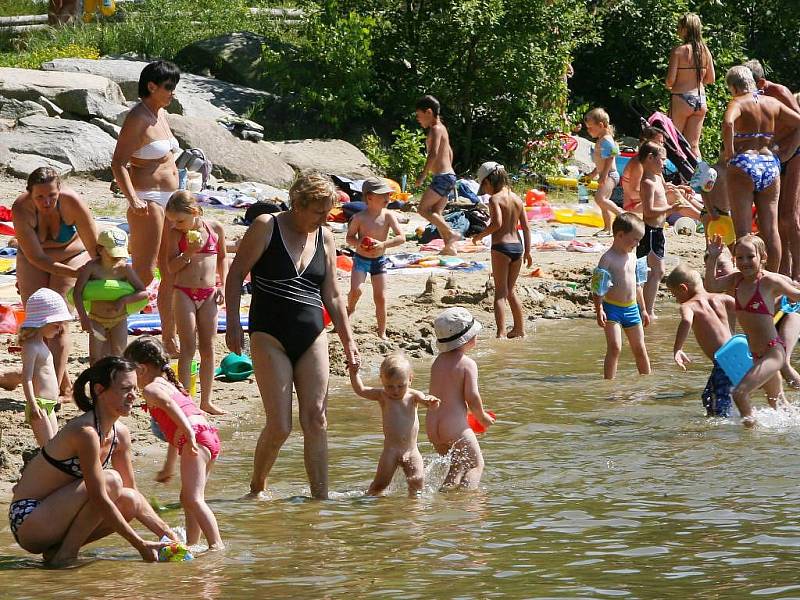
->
xmin=427 ymin=307 xmax=494 ymax=490
xmin=470 ymin=162 xmax=532 ymax=338
xmin=592 ymin=212 xmax=652 ymax=379
xmin=415 ymin=95 xmax=460 ymax=255
xmin=666 ymin=264 xmax=737 ymax=417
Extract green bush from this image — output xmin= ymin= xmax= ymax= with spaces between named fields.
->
xmin=360 ymin=125 xmax=426 ymax=191
xmin=0 ymin=41 xmax=99 ymax=69
xmin=0 ymin=0 xmax=45 ymax=17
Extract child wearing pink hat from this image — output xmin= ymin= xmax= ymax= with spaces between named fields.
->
xmin=19 ymin=288 xmax=73 ymax=446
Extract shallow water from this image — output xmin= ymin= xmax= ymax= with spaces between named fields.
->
xmin=4 ymin=315 xmax=800 ymax=599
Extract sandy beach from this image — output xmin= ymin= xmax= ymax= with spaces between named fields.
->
xmin=0 ymin=171 xmax=708 ymax=501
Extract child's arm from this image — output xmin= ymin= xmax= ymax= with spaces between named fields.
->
xmin=519 ymin=203 xmax=532 ymax=267
xmin=703 ymin=47 xmax=715 ymax=85
xmin=347 ymin=363 xmax=382 ymax=401
xmin=214 ymin=220 xmax=228 ymax=305
xmin=143 ymin=386 xmax=200 ymax=456
xmin=409 ymin=388 xmax=440 ymax=409
xmin=165 ymin=228 xmax=197 ymax=275
xmin=345 ymin=214 xmax=361 ymax=249
xmin=673 ymin=305 xmax=694 ymax=370
xmin=723 ymin=294 xmax=737 ymax=333
xmin=114 ymin=265 xmax=149 ymax=313
xmin=704 ymin=235 xmax=738 ymax=293
xmin=471 ymin=196 xmax=501 ymax=245
xmin=593 ymin=254 xmax=610 ymax=327
xmin=72 ymin=260 xmax=96 ymax=332
xmin=636 ymin=283 xmax=651 ymax=327
xmin=770 ymin=274 xmax=800 ymax=302
xmin=463 ymin=359 xmax=494 ymax=428
xmin=382 ymin=212 xmax=405 ymax=250
xmin=20 ymin=343 xmax=44 ymax=421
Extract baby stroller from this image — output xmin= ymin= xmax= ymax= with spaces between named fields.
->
xmin=641 ymin=111 xmax=698 ymax=184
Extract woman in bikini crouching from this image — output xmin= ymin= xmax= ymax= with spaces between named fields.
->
xmin=112 ymin=60 xmax=182 ymax=355
xmin=705 ymin=234 xmax=800 ymax=427
xmin=666 ymin=12 xmax=715 ymax=159
xmin=225 ymin=172 xmax=360 ymax=499
xmin=8 ymin=357 xmax=176 ymax=566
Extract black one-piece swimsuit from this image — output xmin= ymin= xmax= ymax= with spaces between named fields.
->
xmin=249 ymin=216 xmax=327 ymax=364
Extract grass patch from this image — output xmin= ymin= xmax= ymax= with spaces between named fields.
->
xmin=0 ymin=0 xmax=46 ymax=17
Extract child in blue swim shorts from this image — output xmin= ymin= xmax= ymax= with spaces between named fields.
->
xmin=592 ymin=212 xmax=651 ymax=379
xmin=346 ymin=177 xmax=405 ymax=339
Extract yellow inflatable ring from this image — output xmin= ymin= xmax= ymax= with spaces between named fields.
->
xmin=67 ymin=280 xmax=147 ymax=315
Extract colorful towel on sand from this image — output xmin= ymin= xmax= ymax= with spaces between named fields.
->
xmin=128 ymin=313 xmax=249 ymax=335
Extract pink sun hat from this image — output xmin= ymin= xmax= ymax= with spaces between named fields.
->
xmin=22 ymin=288 xmax=73 ymax=329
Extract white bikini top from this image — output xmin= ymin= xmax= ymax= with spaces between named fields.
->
xmin=132 ymin=137 xmax=180 ymax=160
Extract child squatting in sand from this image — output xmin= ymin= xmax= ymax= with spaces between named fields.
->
xmin=348 ymin=352 xmax=439 ymax=496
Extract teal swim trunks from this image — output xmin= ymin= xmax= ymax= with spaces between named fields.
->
xmin=602 ymin=300 xmax=641 ymax=328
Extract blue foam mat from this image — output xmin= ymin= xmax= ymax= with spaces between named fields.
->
xmin=128 ymin=313 xmax=249 ymax=334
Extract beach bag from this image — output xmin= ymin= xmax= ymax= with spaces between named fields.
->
xmin=463 ymin=205 xmax=489 ymax=235
xmin=175 ymin=148 xmax=213 ymax=187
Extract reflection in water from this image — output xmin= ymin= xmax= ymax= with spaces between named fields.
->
xmin=3 ymin=316 xmax=800 ymax=596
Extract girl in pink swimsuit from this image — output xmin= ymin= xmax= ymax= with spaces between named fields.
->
xmin=164 ymin=191 xmax=228 ymax=415
xmin=706 ymin=233 xmax=800 ymax=426
xmin=124 ymin=336 xmax=224 ymax=550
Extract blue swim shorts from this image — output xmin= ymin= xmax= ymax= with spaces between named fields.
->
xmin=429 ymin=173 xmax=457 ymax=198
xmin=353 ymin=253 xmax=388 ymax=276
xmin=701 ymin=360 xmax=733 ymax=417
xmin=602 ymin=299 xmax=642 ymax=328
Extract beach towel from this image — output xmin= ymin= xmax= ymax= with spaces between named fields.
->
xmin=128 ymin=313 xmax=249 ymax=335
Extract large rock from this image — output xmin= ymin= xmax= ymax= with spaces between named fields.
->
xmin=167 ymin=114 xmax=294 ymax=187
xmin=0 ymin=98 xmax=47 ymax=121
xmin=6 ymin=153 xmax=72 ymax=179
xmin=41 ymin=58 xmax=275 ymax=117
xmin=0 ymin=67 xmax=127 ymax=120
xmin=268 ymin=139 xmax=374 ymax=179
xmin=0 ymin=115 xmax=116 ymax=175
xmin=174 ymin=32 xmax=269 ymax=87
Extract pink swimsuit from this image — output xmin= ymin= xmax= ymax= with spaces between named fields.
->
xmin=175 ymin=220 xmax=219 ymax=304
xmin=144 ymin=390 xmax=221 ymax=460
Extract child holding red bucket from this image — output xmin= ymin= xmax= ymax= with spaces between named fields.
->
xmin=346 ymin=177 xmax=405 ymax=340
xmin=427 ymin=307 xmax=494 ymax=490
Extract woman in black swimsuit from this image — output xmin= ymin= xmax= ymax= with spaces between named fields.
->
xmin=225 ymin=172 xmax=360 ymax=499
xmin=8 ymin=357 xmax=176 ymax=566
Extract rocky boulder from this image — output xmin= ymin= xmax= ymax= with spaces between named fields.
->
xmin=174 ymin=32 xmax=269 ymax=88
xmin=41 ymin=58 xmax=275 ymax=117
xmin=0 ymin=98 xmax=47 ymax=121
xmin=6 ymin=154 xmax=72 ymax=179
xmin=0 ymin=115 xmax=116 ymax=175
xmin=268 ymin=139 xmax=374 ymax=179
xmin=0 ymin=67 xmax=127 ymax=120
xmin=167 ymin=114 xmax=294 ymax=187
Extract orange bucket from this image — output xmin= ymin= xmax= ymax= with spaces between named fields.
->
xmin=336 ymin=255 xmax=353 ymax=272
xmin=13 ymin=305 xmax=25 ymax=328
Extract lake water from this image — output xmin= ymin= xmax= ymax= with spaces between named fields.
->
xmin=3 ymin=315 xmax=800 ymax=599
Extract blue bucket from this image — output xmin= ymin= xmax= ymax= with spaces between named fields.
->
xmin=713 ymin=334 xmax=752 ymax=387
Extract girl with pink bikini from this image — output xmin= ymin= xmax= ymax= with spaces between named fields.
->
xmin=164 ymin=191 xmax=228 ymax=415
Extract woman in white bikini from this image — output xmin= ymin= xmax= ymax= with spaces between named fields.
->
xmin=666 ymin=13 xmax=715 ymax=159
xmin=112 ymin=60 xmax=182 ymax=355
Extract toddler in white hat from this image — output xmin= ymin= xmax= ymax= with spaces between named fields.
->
xmin=19 ymin=288 xmax=74 ymax=447
xmin=426 ymin=307 xmax=495 ymax=489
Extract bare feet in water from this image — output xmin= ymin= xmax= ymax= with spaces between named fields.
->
xmin=507 ymin=329 xmax=525 ymax=339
